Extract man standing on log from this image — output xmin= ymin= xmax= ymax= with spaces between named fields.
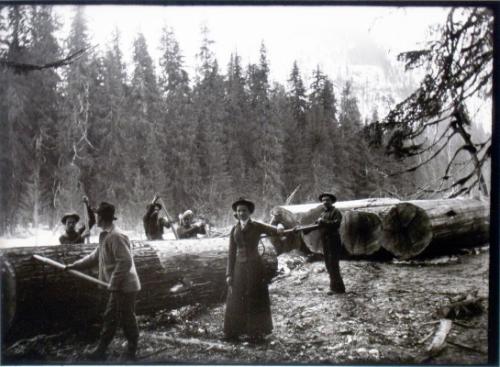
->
xmin=314 ymin=192 xmax=346 ymax=295
xmin=65 ymin=202 xmax=141 ymax=361
xmin=143 ymin=195 xmax=172 ymax=240
xmin=59 ymin=196 xmax=95 ymax=244
xmin=177 ymin=210 xmax=207 ymax=239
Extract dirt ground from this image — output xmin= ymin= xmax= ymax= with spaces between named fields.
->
xmin=3 ymin=246 xmax=490 ymax=365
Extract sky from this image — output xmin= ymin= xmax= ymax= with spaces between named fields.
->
xmin=56 ymin=5 xmax=450 ymax=84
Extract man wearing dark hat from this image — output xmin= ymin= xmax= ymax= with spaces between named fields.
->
xmin=315 ymin=192 xmax=346 ymax=294
xmin=65 ymin=202 xmax=141 ymax=361
xmin=143 ymin=195 xmax=172 ymax=240
xmin=59 ymin=196 xmax=95 ymax=244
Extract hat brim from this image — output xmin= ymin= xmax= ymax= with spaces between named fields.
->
xmin=61 ymin=214 xmax=80 ymax=224
xmin=319 ymin=193 xmax=337 ymax=203
xmin=93 ymin=209 xmax=117 ymax=220
xmin=232 ymin=199 xmax=255 ymax=214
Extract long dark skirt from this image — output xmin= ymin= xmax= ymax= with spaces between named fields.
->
xmin=224 ymin=257 xmax=273 ymax=338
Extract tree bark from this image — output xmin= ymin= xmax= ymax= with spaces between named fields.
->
xmin=381 ymin=198 xmax=490 ymax=259
xmin=0 ymin=238 xmax=277 ymax=339
xmin=270 ymin=198 xmax=401 ymax=255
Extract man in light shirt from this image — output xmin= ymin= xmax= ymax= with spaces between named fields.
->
xmin=66 ymin=201 xmax=141 ymax=361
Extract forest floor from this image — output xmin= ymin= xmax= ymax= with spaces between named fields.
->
xmin=3 ymin=245 xmax=491 ymax=365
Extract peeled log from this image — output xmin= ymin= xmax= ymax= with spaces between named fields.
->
xmin=381 ymin=198 xmax=490 ymax=259
xmin=270 ymin=198 xmax=401 ymax=254
xmin=0 ymin=238 xmax=277 ymax=339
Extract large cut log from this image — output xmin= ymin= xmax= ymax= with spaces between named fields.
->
xmin=0 ymin=238 xmax=277 ymax=340
xmin=270 ymin=198 xmax=401 ymax=255
xmin=380 ymin=198 xmax=490 ymax=259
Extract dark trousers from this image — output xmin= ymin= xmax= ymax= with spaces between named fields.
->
xmin=98 ymin=291 xmax=139 ymax=351
xmin=323 ymin=234 xmax=346 ymax=293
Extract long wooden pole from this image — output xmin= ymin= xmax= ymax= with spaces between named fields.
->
xmin=83 ymin=199 xmax=90 ymax=244
xmin=157 ymin=197 xmax=180 ymax=240
xmin=32 ymin=254 xmax=109 ymax=288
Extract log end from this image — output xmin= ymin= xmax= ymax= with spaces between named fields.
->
xmin=340 ymin=211 xmax=383 ymax=255
xmin=382 ymin=203 xmax=433 ymax=259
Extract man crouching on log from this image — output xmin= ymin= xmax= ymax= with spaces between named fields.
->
xmin=65 ymin=202 xmax=141 ymax=361
xmin=309 ymin=192 xmax=346 ymax=295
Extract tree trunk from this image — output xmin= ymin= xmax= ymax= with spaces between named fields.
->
xmin=381 ymin=198 xmax=490 ymax=259
xmin=270 ymin=198 xmax=401 ymax=254
xmin=0 ymin=238 xmax=277 ymax=340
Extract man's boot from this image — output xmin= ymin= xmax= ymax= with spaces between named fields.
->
xmin=328 ymin=273 xmax=345 ymax=294
xmin=120 ymin=342 xmax=137 ymax=362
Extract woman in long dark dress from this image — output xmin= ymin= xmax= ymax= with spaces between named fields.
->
xmin=224 ymin=198 xmax=284 ymax=341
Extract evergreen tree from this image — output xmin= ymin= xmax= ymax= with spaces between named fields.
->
xmin=337 ymin=80 xmax=375 ymax=198
xmin=57 ymin=6 xmax=95 ymax=217
xmin=307 ymin=66 xmax=339 ymax=196
xmin=0 ymin=5 xmax=32 ymax=232
xmin=90 ymin=29 xmax=131 ymax=213
xmin=158 ymin=25 xmax=200 ymax=214
xmin=126 ymin=32 xmax=164 ymax=225
xmin=247 ymin=42 xmax=284 ymax=215
xmin=285 ymin=61 xmax=310 ymax=200
xmin=223 ymin=52 xmax=249 ymax=201
xmin=192 ymin=25 xmax=230 ymax=221
xmin=22 ymin=6 xmax=62 ymax=228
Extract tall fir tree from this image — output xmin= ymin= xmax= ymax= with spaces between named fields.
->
xmin=58 ymin=6 xmax=95 ymax=217
xmin=21 ymin=6 xmax=62 ymax=228
xmin=0 ymin=5 xmax=32 ymax=232
xmin=307 ymin=66 xmax=339 ymax=196
xmin=223 ymin=52 xmax=248 ymax=202
xmin=126 ymin=32 xmax=164 ymax=226
xmin=247 ymin=42 xmax=284 ymax=215
xmin=338 ymin=80 xmax=377 ymax=198
xmin=158 ymin=25 xmax=200 ymax=215
xmin=192 ymin=25 xmax=230 ymax=221
xmin=285 ymin=61 xmax=311 ymax=200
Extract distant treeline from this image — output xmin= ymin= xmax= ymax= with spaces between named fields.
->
xmin=0 ymin=6 xmax=489 ymax=234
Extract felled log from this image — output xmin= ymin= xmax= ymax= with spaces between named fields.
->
xmin=270 ymin=198 xmax=401 ymax=255
xmin=380 ymin=198 xmax=490 ymax=259
xmin=0 ymin=238 xmax=277 ymax=339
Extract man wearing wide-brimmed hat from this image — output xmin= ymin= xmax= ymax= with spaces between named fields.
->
xmin=177 ymin=209 xmax=207 ymax=239
xmin=316 ymin=192 xmax=346 ymax=294
xmin=59 ymin=196 xmax=95 ymax=244
xmin=66 ymin=201 xmax=141 ymax=361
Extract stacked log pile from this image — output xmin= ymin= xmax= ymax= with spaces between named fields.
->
xmin=270 ymin=197 xmax=490 ymax=260
xmin=0 ymin=238 xmax=277 ymax=338
xmin=270 ymin=198 xmax=401 ymax=256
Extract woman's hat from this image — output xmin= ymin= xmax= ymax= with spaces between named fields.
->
xmin=318 ymin=192 xmax=337 ymax=203
xmin=61 ymin=212 xmax=80 ymax=225
xmin=93 ymin=202 xmax=117 ymax=220
xmin=231 ymin=197 xmax=255 ymax=214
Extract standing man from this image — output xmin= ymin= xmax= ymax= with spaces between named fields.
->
xmin=315 ymin=192 xmax=346 ymax=295
xmin=177 ymin=210 xmax=207 ymax=239
xmin=59 ymin=196 xmax=95 ymax=244
xmin=66 ymin=202 xmax=141 ymax=361
xmin=143 ymin=195 xmax=172 ymax=240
